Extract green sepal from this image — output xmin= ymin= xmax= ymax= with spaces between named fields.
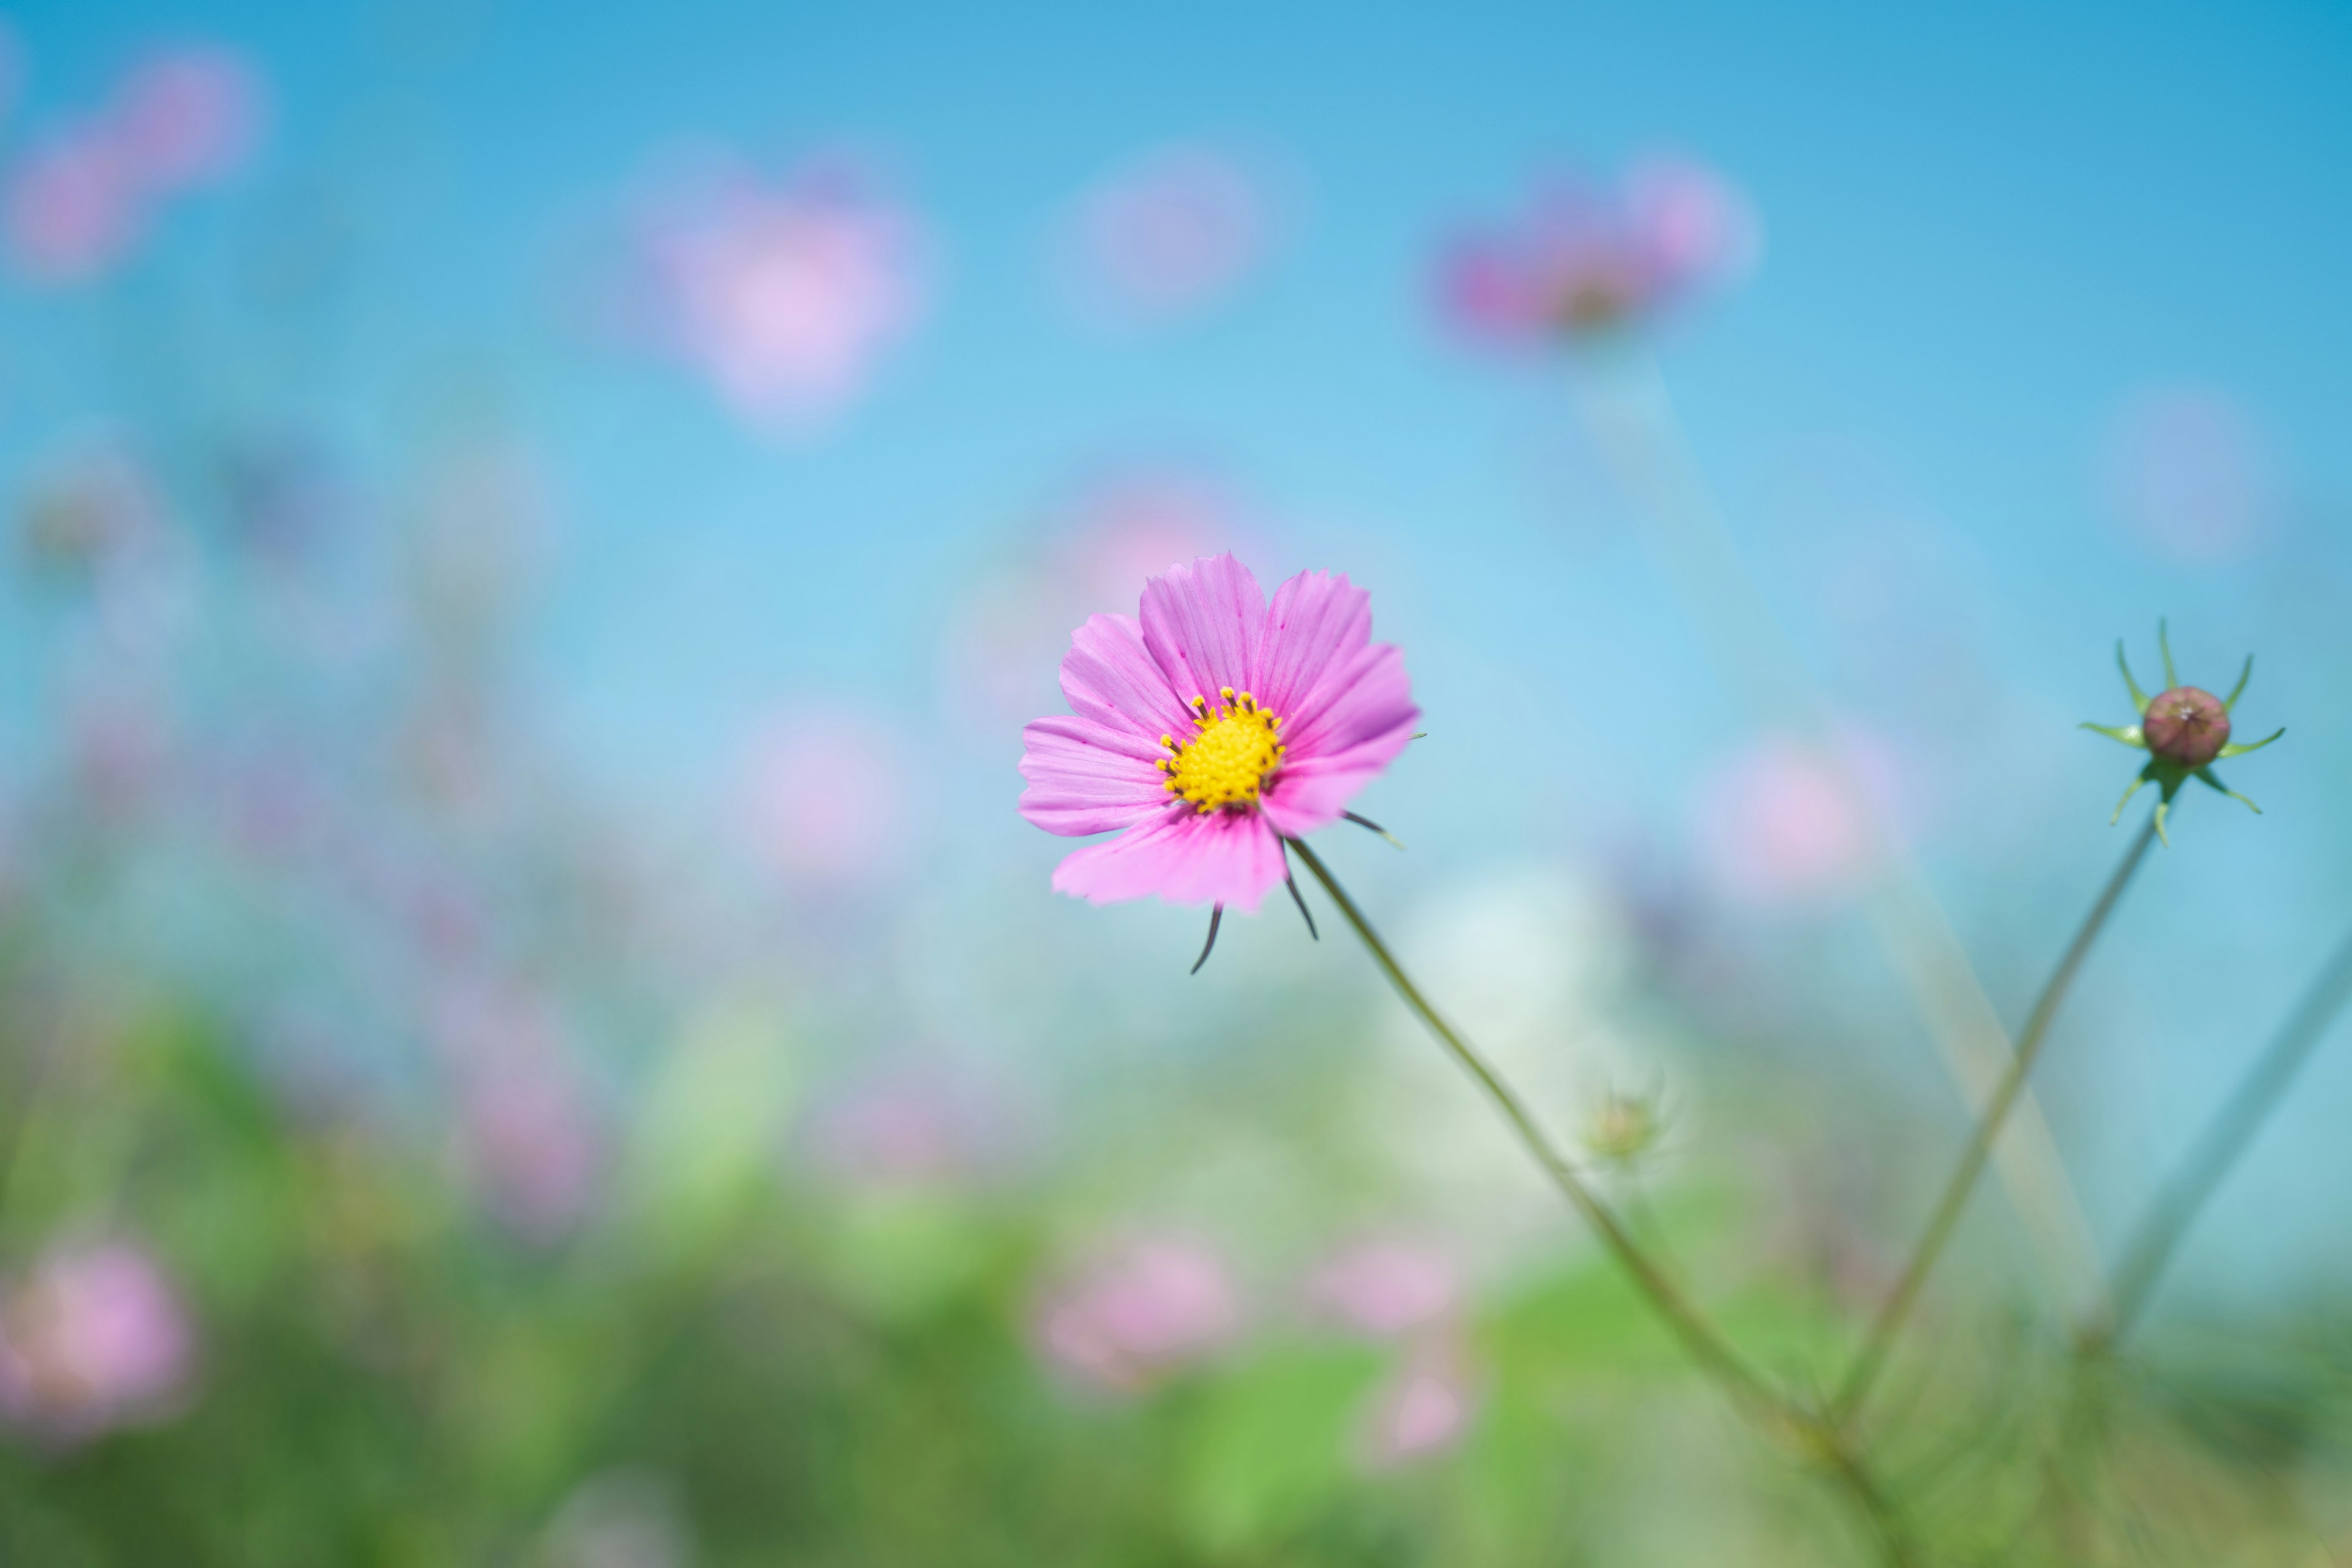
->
xmin=2224 ymin=654 xmax=2253 ymax=710
xmin=2079 ymin=722 xmax=2146 ymax=750
xmin=2116 ymin=641 xmax=2152 ymax=715
xmin=2217 ymin=727 xmax=2283 ymax=760
xmin=2195 ymin=767 xmax=2262 ymax=816
xmin=2157 ymin=617 xmax=2179 ymax=690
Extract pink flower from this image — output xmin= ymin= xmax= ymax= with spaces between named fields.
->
xmin=5 ymin=127 xmax=143 ymax=283
xmin=1360 ymin=1346 xmax=1479 ymax=1466
xmin=1019 ymin=554 xmax=1418 ymax=912
xmin=107 ymin=47 xmax=264 ymax=194
xmin=1063 ymin=144 xmax=1280 ymax=326
xmin=434 ymin=984 xmax=605 ymax=1242
xmin=1035 ymin=1237 xmax=1239 ymax=1392
xmin=1695 ymin=735 xmax=1895 ymax=906
xmin=1306 ymin=1238 xmax=1460 ymax=1338
xmin=1439 ymin=156 xmax=1755 ymax=345
xmin=739 ymin=707 xmax=913 ymax=888
xmin=0 ymin=1241 xmax=195 ymax=1445
xmin=634 ymin=156 xmax=924 ymax=431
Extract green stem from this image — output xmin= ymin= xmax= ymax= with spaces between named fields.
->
xmin=1288 ymin=837 xmax=1781 ymax=1414
xmin=2089 ymin=918 xmax=2352 ymax=1350
xmin=1833 ymin=817 xmax=2160 ymax=1429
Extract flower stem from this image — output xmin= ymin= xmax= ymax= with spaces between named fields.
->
xmin=1286 ymin=836 xmax=1777 ymax=1414
xmin=1569 ymin=352 xmax=2100 ymax=1314
xmin=2087 ymin=916 xmax=2352 ymax=1351
xmin=1832 ymin=816 xmax=2161 ymax=1429
xmin=1290 ymin=836 xmax=1926 ymax=1564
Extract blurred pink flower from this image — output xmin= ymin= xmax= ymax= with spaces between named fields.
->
xmin=435 ymin=984 xmax=605 ymax=1242
xmin=635 ymin=156 xmax=924 ymax=431
xmin=1306 ymin=1238 xmax=1459 ymax=1338
xmin=0 ymin=1240 xmax=196 ymax=1445
xmin=107 ymin=47 xmax=264 ymax=194
xmin=941 ymin=470 xmax=1252 ymax=727
xmin=2 ymin=43 xmax=263 ymax=286
xmin=740 ymin=707 xmax=914 ymax=888
xmin=1035 ymin=1236 xmax=1239 ymax=1392
xmin=1063 ymin=144 xmax=1281 ymax=326
xmin=2097 ymin=386 xmax=2280 ymax=565
xmin=806 ymin=1065 xmax=1016 ymax=1189
xmin=5 ymin=127 xmax=144 ymax=283
xmin=1695 ymin=734 xmax=1896 ymax=906
xmin=1360 ymin=1345 xmax=1479 ymax=1466
xmin=1439 ymin=156 xmax=1756 ymax=345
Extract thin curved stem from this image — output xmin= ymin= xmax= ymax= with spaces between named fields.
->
xmin=1287 ymin=837 xmax=1779 ymax=1413
xmin=1833 ymin=816 xmax=2161 ymax=1429
xmin=2090 ymin=918 xmax=2352 ymax=1349
xmin=1569 ymin=353 xmax=2101 ymax=1316
xmin=1290 ymin=835 xmax=1923 ymax=1564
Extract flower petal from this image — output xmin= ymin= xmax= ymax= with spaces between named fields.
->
xmin=1051 ymin=809 xmax=1288 ymax=912
xmin=1060 ymin=612 xmax=1193 ymax=743
xmin=1140 ymin=554 xmax=1265 ymax=710
xmin=1256 ymin=569 xmax=1374 ymax=722
xmin=1019 ymin=715 xmax=1173 ymax=837
xmin=1284 ymin=641 xmax=1419 ymax=763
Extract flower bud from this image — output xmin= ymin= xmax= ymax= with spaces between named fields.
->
xmin=2141 ymin=686 xmax=2230 ymax=767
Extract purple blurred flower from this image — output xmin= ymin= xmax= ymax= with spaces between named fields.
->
xmin=0 ymin=1241 xmax=196 ymax=1446
xmin=739 ymin=706 xmax=914 ymax=889
xmin=1035 ymin=1236 xmax=1239 ymax=1392
xmin=1360 ymin=1344 xmax=1479 ymax=1466
xmin=107 ymin=47 xmax=264 ymax=195
xmin=435 ymin=984 xmax=605 ymax=1242
xmin=5 ymin=127 xmax=144 ymax=284
xmin=632 ymin=155 xmax=924 ymax=432
xmin=1306 ymin=1237 xmax=1459 ymax=1338
xmin=1439 ymin=157 xmax=1755 ymax=345
xmin=2 ymin=43 xmax=263 ymax=286
xmin=1061 ymin=144 xmax=1282 ymax=327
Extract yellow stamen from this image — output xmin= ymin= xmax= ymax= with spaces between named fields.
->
xmin=1161 ymin=690 xmax=1285 ymax=813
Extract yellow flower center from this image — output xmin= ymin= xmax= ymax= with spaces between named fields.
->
xmin=1158 ymin=688 xmax=1284 ymax=813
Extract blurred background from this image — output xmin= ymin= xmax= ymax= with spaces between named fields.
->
xmin=3 ymin=0 xmax=2352 ymax=1561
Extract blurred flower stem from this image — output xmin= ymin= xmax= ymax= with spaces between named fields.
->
xmin=1833 ymin=815 xmax=2162 ymax=1430
xmin=1567 ymin=351 xmax=2104 ymax=1318
xmin=1289 ymin=836 xmax=1923 ymax=1566
xmin=2087 ymin=916 xmax=2352 ymax=1351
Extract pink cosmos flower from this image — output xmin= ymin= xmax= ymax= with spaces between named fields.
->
xmin=1439 ymin=156 xmax=1755 ymax=345
xmin=1034 ymin=1236 xmax=1239 ymax=1392
xmin=1019 ymin=554 xmax=1418 ymax=912
xmin=0 ymin=1241 xmax=195 ymax=1445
